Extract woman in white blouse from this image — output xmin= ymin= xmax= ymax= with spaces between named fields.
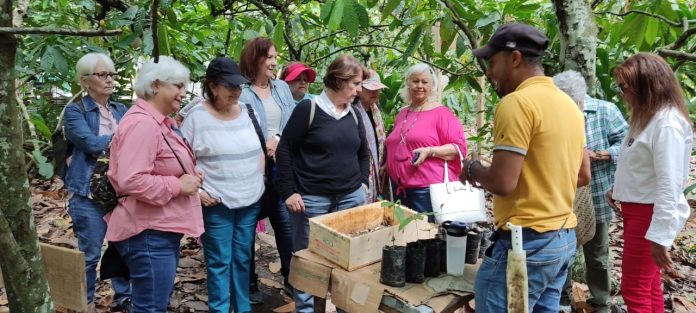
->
xmin=181 ymin=57 xmax=264 ymax=313
xmin=608 ymin=53 xmax=692 ymax=313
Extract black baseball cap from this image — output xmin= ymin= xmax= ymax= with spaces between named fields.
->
xmin=206 ymin=57 xmax=250 ymax=86
xmin=473 ymin=23 xmax=549 ymax=59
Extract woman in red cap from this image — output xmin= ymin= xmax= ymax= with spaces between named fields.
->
xmin=280 ymin=62 xmax=317 ymax=104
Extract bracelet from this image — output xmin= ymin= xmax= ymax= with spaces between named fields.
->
xmin=467 ymin=160 xmax=481 ymax=183
xmin=429 ymin=147 xmax=435 ymax=158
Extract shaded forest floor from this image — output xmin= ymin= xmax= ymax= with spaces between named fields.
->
xmin=0 ymin=177 xmax=694 ymax=312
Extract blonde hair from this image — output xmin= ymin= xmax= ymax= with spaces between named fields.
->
xmin=399 ymin=63 xmax=440 ymax=105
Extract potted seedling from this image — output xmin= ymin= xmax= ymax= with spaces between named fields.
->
xmin=379 ymin=201 xmax=434 ymax=285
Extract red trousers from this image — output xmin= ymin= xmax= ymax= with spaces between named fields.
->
xmin=620 ymin=202 xmax=664 ymax=313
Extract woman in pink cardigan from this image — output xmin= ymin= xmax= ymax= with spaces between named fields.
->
xmin=385 ymin=63 xmax=467 ymax=223
xmin=106 ymin=56 xmax=204 ymax=312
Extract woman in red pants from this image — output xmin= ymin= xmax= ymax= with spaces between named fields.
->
xmin=607 ymin=53 xmax=693 ymax=313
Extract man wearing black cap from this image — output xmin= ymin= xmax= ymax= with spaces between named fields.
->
xmin=459 ymin=23 xmax=590 ymax=312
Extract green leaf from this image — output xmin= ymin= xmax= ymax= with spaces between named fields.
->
xmin=342 ymin=0 xmax=360 ymax=37
xmin=684 ymin=182 xmax=696 ymax=196
xmin=157 ymin=23 xmax=171 ymax=56
xmin=32 ymin=149 xmax=47 ymax=164
xmin=466 ymin=76 xmax=482 ymax=93
xmin=328 ymin=0 xmax=345 ymax=31
xmin=355 ymin=1 xmax=370 ymax=28
xmin=52 ymin=47 xmax=69 ymax=74
xmin=40 ymin=46 xmax=55 ymax=72
xmin=382 ymin=0 xmax=401 ymax=20
xmin=403 ymin=24 xmax=424 ymax=60
xmin=644 ymin=18 xmax=659 ymax=46
xmin=38 ymin=162 xmax=54 ymax=179
xmin=321 ymin=0 xmax=335 ymax=22
xmin=440 ymin=14 xmax=456 ymax=53
xmin=474 ymin=11 xmax=500 ymax=28
xmin=455 ymin=33 xmax=467 ymax=57
xmin=119 ymin=5 xmax=140 ymax=20
xmin=272 ymin=20 xmax=286 ymax=51
xmin=30 ymin=115 xmax=51 ymax=139
xmin=143 ymin=29 xmax=154 ymax=55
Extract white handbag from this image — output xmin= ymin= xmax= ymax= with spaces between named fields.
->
xmin=429 ymin=144 xmax=486 ymax=224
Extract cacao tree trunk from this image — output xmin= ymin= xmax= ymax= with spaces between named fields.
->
xmin=553 ymin=0 xmax=598 ymax=94
xmin=0 ymin=0 xmax=54 ymax=311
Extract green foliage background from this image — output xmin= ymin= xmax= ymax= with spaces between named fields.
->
xmin=14 ymin=0 xmax=696 ymax=177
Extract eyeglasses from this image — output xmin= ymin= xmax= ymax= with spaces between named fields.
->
xmin=85 ymin=72 xmax=117 ymax=80
xmin=612 ymin=82 xmax=629 ymax=95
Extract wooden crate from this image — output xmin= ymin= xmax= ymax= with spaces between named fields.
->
xmin=308 ymin=201 xmax=437 ymax=271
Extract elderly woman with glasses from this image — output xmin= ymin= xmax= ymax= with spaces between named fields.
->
xmin=106 ymin=56 xmax=204 ymax=312
xmin=63 ymin=52 xmax=131 ymax=312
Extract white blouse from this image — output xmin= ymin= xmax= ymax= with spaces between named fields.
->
xmin=613 ymin=107 xmax=693 ymax=246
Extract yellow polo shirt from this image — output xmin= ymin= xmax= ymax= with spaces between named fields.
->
xmin=492 ymin=76 xmax=584 ymax=232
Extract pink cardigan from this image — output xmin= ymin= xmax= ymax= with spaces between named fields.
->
xmin=386 ymin=105 xmax=467 ymax=190
xmin=105 ymin=98 xmax=204 ymax=241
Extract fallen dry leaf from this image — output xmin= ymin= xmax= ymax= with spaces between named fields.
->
xmin=183 ymin=300 xmax=208 ymax=311
xmin=273 ymin=302 xmax=295 ymax=312
xmin=258 ymin=232 xmax=277 ymax=248
xmin=269 ymin=261 xmax=281 ymax=274
xmin=177 ymin=257 xmax=199 ymax=268
xmin=260 ymin=277 xmax=283 ymax=289
xmin=672 ymin=295 xmax=696 ymax=313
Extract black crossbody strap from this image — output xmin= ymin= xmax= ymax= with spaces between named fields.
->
xmin=244 ymin=103 xmax=269 ymax=156
xmin=161 ymin=131 xmax=189 ymax=175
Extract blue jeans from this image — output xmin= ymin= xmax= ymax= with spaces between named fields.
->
xmin=68 ymin=194 xmax=130 ymax=304
xmin=394 ymin=186 xmax=435 ymax=223
xmin=475 ymin=228 xmax=577 ymax=313
xmin=291 ymin=187 xmax=366 ymax=313
xmin=114 ymin=230 xmax=183 ymax=313
xmin=202 ymin=202 xmax=260 ymax=313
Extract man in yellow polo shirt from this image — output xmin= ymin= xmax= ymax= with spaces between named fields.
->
xmin=460 ymin=23 xmax=590 ymax=313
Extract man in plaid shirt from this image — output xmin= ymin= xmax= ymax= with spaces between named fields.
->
xmin=554 ymin=71 xmax=628 ymax=313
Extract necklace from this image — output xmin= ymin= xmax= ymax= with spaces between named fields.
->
xmin=253 ymin=81 xmax=270 ymax=89
xmin=398 ymin=106 xmax=423 ymax=144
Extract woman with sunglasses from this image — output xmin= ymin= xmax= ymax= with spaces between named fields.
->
xmin=608 ymin=53 xmax=693 ymax=313
xmin=63 ymin=52 xmax=131 ymax=312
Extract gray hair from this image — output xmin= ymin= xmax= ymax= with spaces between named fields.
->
xmin=75 ymin=53 xmax=115 ymax=87
xmin=399 ymin=63 xmax=439 ymax=105
xmin=553 ymin=70 xmax=587 ymax=105
xmin=133 ymin=56 xmax=190 ymax=99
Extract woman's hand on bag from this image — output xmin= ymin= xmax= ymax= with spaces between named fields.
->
xmin=200 ymin=190 xmax=220 ymax=207
xmin=286 ymin=193 xmax=305 ymax=213
xmin=180 ymin=174 xmax=202 ymax=196
xmin=651 ymin=242 xmax=674 ymax=273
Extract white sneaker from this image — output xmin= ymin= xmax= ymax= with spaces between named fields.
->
xmin=559 ymin=305 xmax=572 ymax=313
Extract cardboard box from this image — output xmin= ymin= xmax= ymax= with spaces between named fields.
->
xmin=288 ymin=249 xmax=478 ymax=313
xmin=308 ymin=201 xmax=438 ymax=271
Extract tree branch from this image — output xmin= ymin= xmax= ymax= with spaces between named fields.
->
xmin=667 ymin=26 xmax=696 ymax=50
xmin=441 ymin=0 xmax=488 ymax=74
xmin=151 ymin=0 xmax=160 ymax=62
xmin=658 ymin=49 xmax=696 ymax=62
xmin=0 ymin=27 xmax=122 ymax=36
xmin=598 ymin=10 xmax=681 ymax=27
xmin=309 ymin=44 xmax=467 ymax=76
xmin=590 ymin=0 xmax=603 ymax=10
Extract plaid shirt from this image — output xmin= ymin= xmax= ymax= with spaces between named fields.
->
xmin=584 ymin=95 xmax=628 ymax=223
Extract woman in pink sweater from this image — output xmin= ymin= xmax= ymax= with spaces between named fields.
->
xmin=385 ymin=63 xmax=467 ymax=223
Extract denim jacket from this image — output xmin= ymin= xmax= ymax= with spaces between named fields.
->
xmin=64 ymin=95 xmax=128 ymax=196
xmin=239 ymin=79 xmax=296 ymax=140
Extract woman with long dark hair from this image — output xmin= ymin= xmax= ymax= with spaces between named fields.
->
xmin=608 ymin=53 xmax=693 ymax=313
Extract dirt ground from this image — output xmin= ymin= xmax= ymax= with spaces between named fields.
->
xmin=1 ymin=178 xmax=695 ymax=312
